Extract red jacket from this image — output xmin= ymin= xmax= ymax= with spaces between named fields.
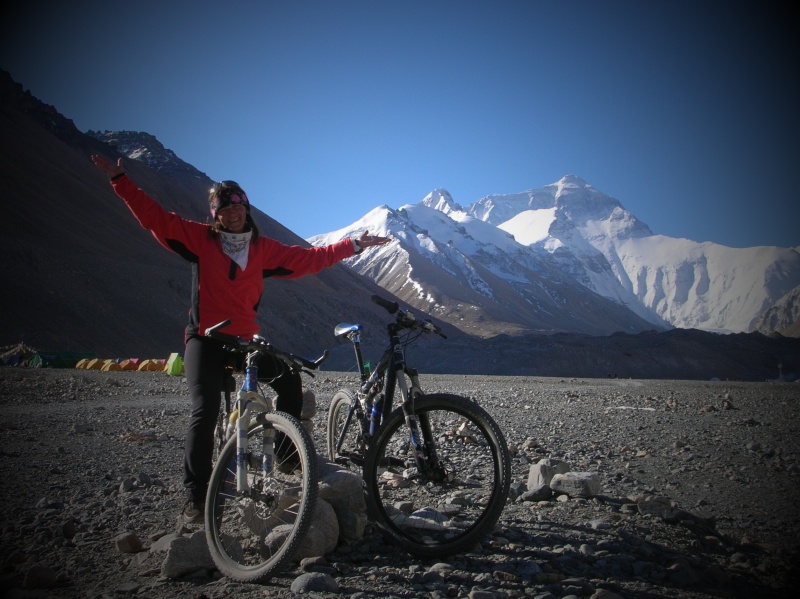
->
xmin=111 ymin=174 xmax=355 ymax=341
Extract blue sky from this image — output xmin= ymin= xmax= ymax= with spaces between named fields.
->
xmin=2 ymin=1 xmax=797 ymax=248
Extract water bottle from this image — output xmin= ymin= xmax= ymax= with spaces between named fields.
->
xmin=244 ymin=366 xmax=258 ymax=391
xmin=369 ymin=393 xmax=384 ymax=436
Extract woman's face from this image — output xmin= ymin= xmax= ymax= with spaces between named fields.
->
xmin=216 ymin=204 xmax=248 ymax=233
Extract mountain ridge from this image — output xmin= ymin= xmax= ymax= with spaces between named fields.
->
xmin=2 ymin=68 xmax=799 ymax=380
xmin=310 ymin=174 xmax=800 ymax=338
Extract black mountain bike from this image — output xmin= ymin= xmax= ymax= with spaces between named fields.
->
xmin=203 ymin=320 xmax=327 ymax=583
xmin=327 ymin=295 xmax=511 ymax=558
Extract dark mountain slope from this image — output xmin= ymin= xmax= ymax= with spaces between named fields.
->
xmin=0 ymin=71 xmax=407 ymax=359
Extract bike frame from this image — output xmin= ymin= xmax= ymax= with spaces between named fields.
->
xmin=335 ymin=320 xmax=436 ymax=473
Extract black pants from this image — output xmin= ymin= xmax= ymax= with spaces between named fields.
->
xmin=182 ymin=335 xmax=303 ymax=503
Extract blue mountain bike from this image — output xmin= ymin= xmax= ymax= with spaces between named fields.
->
xmin=327 ymin=295 xmax=511 ymax=557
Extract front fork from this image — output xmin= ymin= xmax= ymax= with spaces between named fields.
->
xmin=396 ymin=365 xmax=443 ymax=478
xmin=235 ymin=391 xmax=274 ymax=495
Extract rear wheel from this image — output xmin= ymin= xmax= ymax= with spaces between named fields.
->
xmin=363 ymin=393 xmax=511 ymax=558
xmin=212 ymin=409 xmax=229 ymax=463
xmin=205 ymin=412 xmax=317 ymax=583
xmin=213 ymin=376 xmax=237 ymax=461
xmin=326 ymin=388 xmax=367 ymax=473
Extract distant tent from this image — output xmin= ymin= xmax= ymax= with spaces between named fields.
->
xmin=30 ymin=350 xmax=96 ymax=369
xmin=118 ymin=359 xmax=140 ymax=371
xmin=85 ymin=358 xmax=104 ymax=370
xmin=165 ymin=353 xmax=184 ymax=376
xmin=138 ymin=359 xmax=163 ymax=372
xmin=101 ymin=361 xmax=123 ymax=372
xmin=1 ymin=343 xmax=36 ymax=367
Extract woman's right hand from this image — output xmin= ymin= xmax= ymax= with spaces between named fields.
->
xmin=91 ymin=155 xmax=124 ymax=178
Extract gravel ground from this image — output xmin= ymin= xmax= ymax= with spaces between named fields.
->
xmin=1 ymin=368 xmax=799 ymax=599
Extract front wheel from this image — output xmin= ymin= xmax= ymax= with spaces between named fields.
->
xmin=363 ymin=393 xmax=511 ymax=558
xmin=205 ymin=412 xmax=317 ymax=583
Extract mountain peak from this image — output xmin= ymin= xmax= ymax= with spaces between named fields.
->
xmin=555 ymin=174 xmax=590 ymax=189
xmin=559 ymin=174 xmax=588 ymax=184
xmin=420 ymin=188 xmax=463 ymax=215
xmin=87 ymin=130 xmax=207 ymax=179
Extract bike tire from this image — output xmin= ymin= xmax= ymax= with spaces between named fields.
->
xmin=363 ymin=393 xmax=511 ymax=558
xmin=205 ymin=412 xmax=318 ymax=583
xmin=326 ymin=388 xmax=367 ymax=473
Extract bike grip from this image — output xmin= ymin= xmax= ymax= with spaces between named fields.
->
xmin=371 ymin=294 xmax=399 ymax=314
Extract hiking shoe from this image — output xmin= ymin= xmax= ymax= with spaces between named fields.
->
xmin=182 ymin=500 xmax=204 ymax=524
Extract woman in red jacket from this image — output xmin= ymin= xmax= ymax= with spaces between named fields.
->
xmin=91 ymin=154 xmax=389 ymax=522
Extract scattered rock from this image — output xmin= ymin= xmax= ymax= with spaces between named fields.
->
xmin=550 ymin=472 xmax=601 ymax=498
xmin=0 ymin=369 xmax=797 ymax=598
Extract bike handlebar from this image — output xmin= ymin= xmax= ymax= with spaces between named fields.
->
xmin=204 ymin=320 xmax=328 ymax=373
xmin=371 ymin=294 xmax=399 ymax=314
xmin=370 ymin=295 xmax=447 ymax=338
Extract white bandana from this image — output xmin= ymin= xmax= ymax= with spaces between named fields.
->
xmin=220 ymin=230 xmax=252 ymax=271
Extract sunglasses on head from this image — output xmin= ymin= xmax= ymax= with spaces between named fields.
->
xmin=224 ymin=194 xmax=248 ymax=206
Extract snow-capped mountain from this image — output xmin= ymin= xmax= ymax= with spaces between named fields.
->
xmin=309 ymin=176 xmax=800 ymax=337
xmin=309 ymin=191 xmax=660 ymax=337
xmin=753 ymin=285 xmax=800 ymax=338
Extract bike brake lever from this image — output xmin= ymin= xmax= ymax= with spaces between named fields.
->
xmin=422 ymin=320 xmax=447 ymax=339
xmin=205 ymin=319 xmax=232 ymax=336
xmin=311 ymin=349 xmax=329 ymax=368
xmin=205 ymin=320 xmax=244 ymax=345
xmin=288 ymin=349 xmax=329 ymax=374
